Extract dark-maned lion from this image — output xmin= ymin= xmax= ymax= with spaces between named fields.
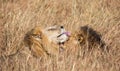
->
xmin=67 ymin=26 xmax=105 ymax=50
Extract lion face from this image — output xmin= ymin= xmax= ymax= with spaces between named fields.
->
xmin=69 ymin=26 xmax=105 ymax=50
xmin=24 ymin=27 xmax=59 ymax=57
xmin=74 ymin=32 xmax=85 ymax=44
xmin=68 ymin=31 xmax=85 ymax=46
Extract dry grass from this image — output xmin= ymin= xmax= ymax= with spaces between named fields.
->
xmin=0 ymin=0 xmax=120 ymax=71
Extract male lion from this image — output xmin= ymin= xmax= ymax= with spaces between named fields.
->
xmin=67 ymin=26 xmax=105 ymax=50
xmin=24 ymin=27 xmax=59 ymax=58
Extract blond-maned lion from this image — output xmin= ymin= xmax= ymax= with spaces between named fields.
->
xmin=24 ymin=27 xmax=59 ymax=58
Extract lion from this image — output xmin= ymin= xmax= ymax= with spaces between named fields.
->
xmin=66 ymin=25 xmax=105 ymax=51
xmin=24 ymin=27 xmax=59 ymax=58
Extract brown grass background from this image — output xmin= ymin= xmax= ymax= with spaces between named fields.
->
xmin=0 ymin=0 xmax=120 ymax=71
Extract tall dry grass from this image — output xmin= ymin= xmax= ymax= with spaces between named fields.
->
xmin=0 ymin=0 xmax=120 ymax=71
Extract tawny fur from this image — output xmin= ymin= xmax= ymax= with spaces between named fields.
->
xmin=24 ymin=27 xmax=59 ymax=57
xmin=65 ymin=26 xmax=105 ymax=50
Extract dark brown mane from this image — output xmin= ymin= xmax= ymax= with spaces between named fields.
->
xmin=80 ymin=26 xmax=101 ymax=42
xmin=79 ymin=25 xmax=105 ymax=49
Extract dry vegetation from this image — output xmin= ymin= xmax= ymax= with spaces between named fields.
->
xmin=0 ymin=0 xmax=120 ymax=71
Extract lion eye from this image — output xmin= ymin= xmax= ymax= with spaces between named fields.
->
xmin=32 ymin=34 xmax=42 ymax=39
xmin=79 ymin=37 xmax=83 ymax=42
xmin=35 ymin=35 xmax=42 ymax=39
xmin=77 ymin=36 xmax=83 ymax=43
